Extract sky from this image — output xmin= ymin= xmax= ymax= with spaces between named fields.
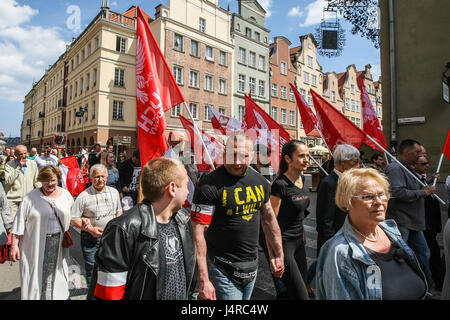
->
xmin=0 ymin=0 xmax=380 ymax=138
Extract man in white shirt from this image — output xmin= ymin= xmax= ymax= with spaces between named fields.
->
xmin=35 ymin=146 xmax=59 ymax=170
xmin=70 ymin=164 xmax=123 ymax=287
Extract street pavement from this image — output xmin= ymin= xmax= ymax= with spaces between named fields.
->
xmin=0 ymin=179 xmax=448 ymax=300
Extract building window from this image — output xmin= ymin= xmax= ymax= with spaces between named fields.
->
xmin=238 ymin=105 xmax=245 ymax=121
xmin=190 ymin=40 xmax=199 ymax=57
xmin=171 ymin=103 xmax=182 ymax=117
xmin=239 ymin=47 xmax=246 ymax=64
xmin=254 ymin=31 xmax=260 ymax=42
xmin=113 ymin=101 xmax=124 ymax=120
xmin=281 ymin=108 xmax=287 ymax=124
xmin=271 ymin=83 xmax=278 ymax=97
xmin=199 ymin=17 xmax=206 ymax=32
xmin=345 ymin=98 xmax=350 ymax=110
xmin=92 ymin=101 xmax=96 ymax=120
xmin=300 ymin=88 xmax=306 ymax=99
xmin=304 ymin=71 xmax=310 ymax=84
xmin=204 ymin=74 xmax=214 ymax=92
xmin=289 ymin=88 xmax=295 ymax=102
xmin=189 ymin=102 xmax=199 ymax=120
xmin=351 ymin=84 xmax=355 ymax=94
xmin=116 ymin=36 xmax=126 ymax=53
xmin=351 ymin=99 xmax=355 ymax=111
xmin=258 ymin=80 xmax=265 ymax=97
xmin=249 ymin=77 xmax=256 ymax=94
xmin=204 ymin=104 xmax=212 ymax=121
xmin=307 ymin=55 xmax=313 ymax=68
xmin=205 ymin=46 xmax=214 ymax=61
xmin=219 ymin=107 xmax=226 ymax=115
xmin=74 ymin=82 xmax=78 ymax=97
xmin=312 ymin=75 xmax=317 ymax=87
xmin=258 ymin=55 xmax=265 ymax=71
xmin=219 ymin=79 xmax=227 ymax=94
xmin=357 ymin=101 xmax=361 ymax=113
xmin=280 ymin=61 xmax=287 ymax=75
xmin=271 ymin=106 xmax=278 ymax=121
xmin=356 ymin=118 xmax=361 ymax=127
xmin=174 ymin=33 xmax=183 ymax=51
xmin=86 ymin=73 xmax=90 ymax=90
xmin=249 ymin=52 xmax=256 ymax=68
xmin=189 ymin=70 xmax=199 ymax=88
xmin=114 ymin=69 xmax=125 ymax=87
xmin=245 ymin=27 xmax=252 ymax=38
xmin=219 ymin=51 xmax=227 ymax=66
xmin=238 ymin=74 xmax=246 ymax=92
xmin=308 ymin=92 xmax=313 ymax=106
xmin=95 ymin=37 xmax=99 ymax=50
xmin=280 ymin=86 xmax=287 ymax=100
xmin=173 ymin=65 xmax=183 ymax=85
xmin=289 ymin=110 xmax=295 ymax=126
xmin=331 ymin=91 xmax=336 ymax=102
xmin=93 ymin=68 xmax=97 ymax=86
xmin=88 ymin=43 xmax=91 ymax=55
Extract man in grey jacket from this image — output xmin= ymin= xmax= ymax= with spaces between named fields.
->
xmin=385 ymin=139 xmax=436 ymax=285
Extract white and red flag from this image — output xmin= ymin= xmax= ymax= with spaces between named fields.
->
xmin=443 ymin=128 xmax=450 ymax=160
xmin=179 ymin=114 xmax=224 ymax=173
xmin=208 ymin=105 xmax=242 ymax=135
xmin=59 ymin=155 xmax=87 ymax=196
xmin=135 ymin=6 xmax=185 ymax=166
xmin=310 ymin=89 xmax=366 ymax=152
xmin=290 ymin=83 xmax=321 ymax=138
xmin=359 ymin=74 xmax=387 ymax=151
xmin=242 ymin=94 xmax=291 ymax=172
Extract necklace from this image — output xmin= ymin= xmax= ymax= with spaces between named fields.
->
xmin=351 ymin=225 xmax=380 ymax=242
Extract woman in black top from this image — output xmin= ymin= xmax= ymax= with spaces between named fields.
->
xmin=270 ymin=140 xmax=310 ymax=300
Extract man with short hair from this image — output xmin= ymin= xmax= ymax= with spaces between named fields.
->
xmin=370 ymin=153 xmax=384 ymax=172
xmin=4 ymin=145 xmax=40 ymax=219
xmin=89 ymin=157 xmax=197 ymax=300
xmin=191 ymin=133 xmax=284 ymax=300
xmin=119 ymin=149 xmax=141 ymax=205
xmin=316 ymin=144 xmax=361 ymax=253
xmin=26 ymin=147 xmax=38 ymax=160
xmin=35 ymin=146 xmax=58 ymax=170
xmin=71 ymin=164 xmax=123 ymax=286
xmin=385 ymin=139 xmax=436 ymax=285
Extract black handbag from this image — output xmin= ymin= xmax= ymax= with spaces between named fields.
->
xmin=209 ymin=254 xmax=258 ymax=286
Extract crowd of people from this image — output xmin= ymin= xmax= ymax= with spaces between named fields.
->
xmin=0 ymin=134 xmax=449 ymax=301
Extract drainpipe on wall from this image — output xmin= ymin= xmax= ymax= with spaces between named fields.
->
xmin=388 ymin=0 xmax=397 ymax=154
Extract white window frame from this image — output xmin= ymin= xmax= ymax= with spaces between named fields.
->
xmin=189 ymin=70 xmax=199 ymax=88
xmin=189 ymin=102 xmax=199 ymax=120
xmin=219 ymin=78 xmax=227 ymax=94
xmin=258 ymin=55 xmax=265 ymax=71
xmin=280 ymin=86 xmax=287 ymax=100
xmin=238 ymin=74 xmax=246 ymax=92
xmin=239 ymin=47 xmax=246 ymax=64
xmin=204 ymin=104 xmax=212 ymax=121
xmin=271 ymin=106 xmax=278 ymax=121
xmin=238 ymin=105 xmax=245 ymax=121
xmin=173 ymin=65 xmax=183 ymax=85
xmin=281 ymin=108 xmax=287 ymax=124
xmin=307 ymin=55 xmax=313 ymax=68
xmin=312 ymin=74 xmax=317 ymax=87
xmin=114 ymin=68 xmax=125 ymax=87
xmin=204 ymin=74 xmax=214 ymax=92
xmin=258 ymin=80 xmax=265 ymax=97
xmin=271 ymin=83 xmax=278 ymax=97
xmin=112 ymin=100 xmax=124 ymax=120
xmin=199 ymin=17 xmax=206 ymax=32
xmin=304 ymin=71 xmax=310 ymax=84
xmin=219 ymin=51 xmax=227 ymax=66
xmin=205 ymin=46 xmax=214 ymax=61
xmin=174 ymin=33 xmax=183 ymax=51
xmin=171 ymin=103 xmax=182 ymax=117
xmin=249 ymin=51 xmax=256 ymax=68
xmin=249 ymin=77 xmax=256 ymax=94
xmin=280 ymin=61 xmax=287 ymax=75
xmin=190 ymin=40 xmax=199 ymax=57
xmin=289 ymin=110 xmax=295 ymax=126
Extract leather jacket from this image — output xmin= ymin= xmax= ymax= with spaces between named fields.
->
xmin=88 ymin=199 xmax=198 ymax=300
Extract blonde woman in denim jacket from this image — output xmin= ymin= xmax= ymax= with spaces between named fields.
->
xmin=315 ymin=168 xmax=431 ymax=300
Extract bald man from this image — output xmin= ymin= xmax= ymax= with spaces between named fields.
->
xmin=4 ymin=145 xmax=41 ymax=218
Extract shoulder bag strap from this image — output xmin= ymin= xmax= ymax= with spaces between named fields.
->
xmin=39 ymin=188 xmax=65 ymax=231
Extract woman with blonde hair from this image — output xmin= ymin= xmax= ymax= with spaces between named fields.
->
xmin=10 ymin=165 xmax=74 ymax=300
xmin=315 ymin=168 xmax=430 ymax=300
xmin=101 ymin=151 xmax=122 ymax=196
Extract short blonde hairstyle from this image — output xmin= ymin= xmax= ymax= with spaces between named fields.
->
xmin=335 ymin=168 xmax=390 ymax=212
xmin=141 ymin=157 xmax=186 ymax=202
xmin=38 ymin=165 xmax=62 ymax=182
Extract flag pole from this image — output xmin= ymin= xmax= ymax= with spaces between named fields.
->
xmin=183 ymin=102 xmax=216 ymax=171
xmin=309 ymin=154 xmax=329 ymax=176
xmin=365 ymin=134 xmax=446 ymax=205
xmin=432 ymin=153 xmax=444 ymax=186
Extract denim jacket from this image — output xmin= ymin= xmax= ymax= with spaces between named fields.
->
xmin=315 ymin=217 xmax=431 ymax=300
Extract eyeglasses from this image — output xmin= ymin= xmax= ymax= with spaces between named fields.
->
xmin=353 ymin=192 xmax=388 ymax=202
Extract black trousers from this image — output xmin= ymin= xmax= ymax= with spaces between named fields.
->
xmin=423 ymin=229 xmax=446 ymax=290
xmin=281 ymin=236 xmax=309 ymax=300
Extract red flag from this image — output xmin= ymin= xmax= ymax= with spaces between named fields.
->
xmin=359 ymin=74 xmax=387 ymax=151
xmin=179 ymin=114 xmax=224 ymax=173
xmin=242 ymin=94 xmax=291 ymax=172
xmin=59 ymin=155 xmax=87 ymax=196
xmin=208 ymin=105 xmax=242 ymax=135
xmin=310 ymin=89 xmax=366 ymax=152
xmin=136 ymin=6 xmax=185 ymax=166
xmin=443 ymin=128 xmax=450 ymax=160
xmin=289 ymin=83 xmax=321 ymax=138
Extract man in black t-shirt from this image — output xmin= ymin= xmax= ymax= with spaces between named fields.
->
xmin=191 ymin=133 xmax=284 ymax=300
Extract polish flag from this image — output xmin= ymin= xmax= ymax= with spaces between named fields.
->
xmin=59 ymin=155 xmax=86 ymax=196
xmin=442 ymin=128 xmax=450 ymax=160
xmin=208 ymin=105 xmax=242 ymax=135
xmin=135 ymin=6 xmax=185 ymax=166
xmin=94 ymin=271 xmax=127 ymax=300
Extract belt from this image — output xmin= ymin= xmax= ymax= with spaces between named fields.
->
xmin=46 ymin=232 xmax=60 ymax=238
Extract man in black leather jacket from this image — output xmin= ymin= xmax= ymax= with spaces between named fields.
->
xmin=88 ymin=157 xmax=197 ymax=300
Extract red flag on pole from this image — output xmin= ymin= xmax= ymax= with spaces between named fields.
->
xmin=208 ymin=105 xmax=242 ymax=135
xmin=59 ymin=155 xmax=87 ymax=196
xmin=443 ymin=128 xmax=450 ymax=160
xmin=289 ymin=83 xmax=321 ymax=138
xmin=359 ymin=74 xmax=387 ymax=151
xmin=310 ymin=89 xmax=366 ymax=152
xmin=179 ymin=114 xmax=224 ymax=173
xmin=242 ymin=94 xmax=291 ymax=172
xmin=135 ymin=6 xmax=185 ymax=166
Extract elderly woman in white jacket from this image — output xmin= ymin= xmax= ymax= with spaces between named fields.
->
xmin=10 ymin=165 xmax=74 ymax=300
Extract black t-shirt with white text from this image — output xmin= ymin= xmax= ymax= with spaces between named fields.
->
xmin=191 ymin=166 xmax=269 ymax=262
xmin=270 ymin=174 xmax=310 ymax=239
